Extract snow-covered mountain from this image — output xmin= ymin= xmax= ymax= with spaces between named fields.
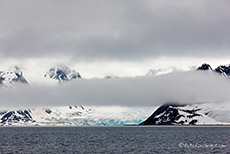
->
xmin=214 ymin=64 xmax=230 ymax=77
xmin=140 ymin=102 xmax=230 ymax=125
xmin=140 ymin=63 xmax=230 ymax=125
xmin=197 ymin=63 xmax=230 ymax=77
xmin=104 ymin=75 xmax=119 ymax=79
xmin=1 ymin=102 xmax=230 ymax=126
xmin=197 ymin=63 xmax=213 ymax=71
xmin=44 ymin=64 xmax=81 ymax=82
xmin=0 ymin=106 xmax=154 ymax=126
xmin=146 ymin=67 xmax=183 ymax=76
xmin=1 ymin=63 xmax=230 ymax=126
xmin=0 ymin=66 xmax=29 ymax=88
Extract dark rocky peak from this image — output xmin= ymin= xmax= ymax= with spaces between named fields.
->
xmin=197 ymin=63 xmax=212 ymax=71
xmin=139 ymin=103 xmax=184 ymax=125
xmin=140 ymin=103 xmax=202 ymax=125
xmin=214 ymin=64 xmax=230 ymax=76
xmin=197 ymin=63 xmax=230 ymax=77
xmin=44 ymin=64 xmax=81 ymax=82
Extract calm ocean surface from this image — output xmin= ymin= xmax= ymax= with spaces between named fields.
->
xmin=0 ymin=126 xmax=229 ymax=154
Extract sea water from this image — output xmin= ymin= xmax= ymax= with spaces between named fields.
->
xmin=0 ymin=126 xmax=229 ymax=154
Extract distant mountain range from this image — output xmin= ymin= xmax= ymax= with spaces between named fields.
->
xmin=0 ymin=64 xmax=81 ymax=87
xmin=146 ymin=67 xmax=183 ymax=76
xmin=2 ymin=63 xmax=229 ymax=86
xmin=1 ymin=63 xmax=230 ymax=126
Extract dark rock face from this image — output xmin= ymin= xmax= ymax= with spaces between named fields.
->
xmin=0 ymin=76 xmax=4 ymax=84
xmin=197 ymin=63 xmax=212 ymax=71
xmin=45 ymin=109 xmax=52 ymax=114
xmin=55 ymin=70 xmax=69 ymax=81
xmin=214 ymin=65 xmax=230 ymax=76
xmin=0 ymin=110 xmax=34 ymax=125
xmin=139 ymin=103 xmax=202 ymax=125
xmin=197 ymin=63 xmax=230 ymax=77
xmin=140 ymin=104 xmax=183 ymax=125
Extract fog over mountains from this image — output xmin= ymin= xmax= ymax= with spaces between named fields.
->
xmin=1 ymin=63 xmax=230 ymax=107
xmin=1 ymin=63 xmax=230 ymax=125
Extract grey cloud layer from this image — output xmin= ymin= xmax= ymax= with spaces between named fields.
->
xmin=1 ymin=71 xmax=230 ymax=108
xmin=0 ymin=0 xmax=230 ymax=60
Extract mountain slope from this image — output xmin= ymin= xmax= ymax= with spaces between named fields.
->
xmin=197 ymin=63 xmax=230 ymax=77
xmin=140 ymin=102 xmax=230 ymax=125
xmin=0 ymin=66 xmax=29 ymax=88
xmin=197 ymin=63 xmax=212 ymax=71
xmin=214 ymin=65 xmax=230 ymax=77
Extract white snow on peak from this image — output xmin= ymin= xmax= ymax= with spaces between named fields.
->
xmin=146 ymin=67 xmax=183 ymax=76
xmin=189 ymin=66 xmax=198 ymax=70
xmin=9 ymin=66 xmax=23 ymax=76
xmin=104 ymin=75 xmax=119 ymax=79
xmin=44 ymin=64 xmax=81 ymax=82
xmin=0 ymin=66 xmax=28 ymax=88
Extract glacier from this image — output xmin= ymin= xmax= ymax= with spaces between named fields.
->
xmin=0 ymin=106 xmax=156 ymax=126
xmin=1 ymin=102 xmax=230 ymax=126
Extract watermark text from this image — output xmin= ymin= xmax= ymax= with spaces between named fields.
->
xmin=178 ymin=142 xmax=227 ymax=149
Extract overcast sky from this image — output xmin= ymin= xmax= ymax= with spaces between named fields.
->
xmin=0 ymin=0 xmax=230 ymax=75
xmin=1 ymin=1 xmax=230 ymax=108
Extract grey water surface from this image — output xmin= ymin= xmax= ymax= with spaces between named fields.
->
xmin=0 ymin=126 xmax=229 ymax=154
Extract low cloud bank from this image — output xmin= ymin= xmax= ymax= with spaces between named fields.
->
xmin=0 ymin=70 xmax=230 ymax=109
